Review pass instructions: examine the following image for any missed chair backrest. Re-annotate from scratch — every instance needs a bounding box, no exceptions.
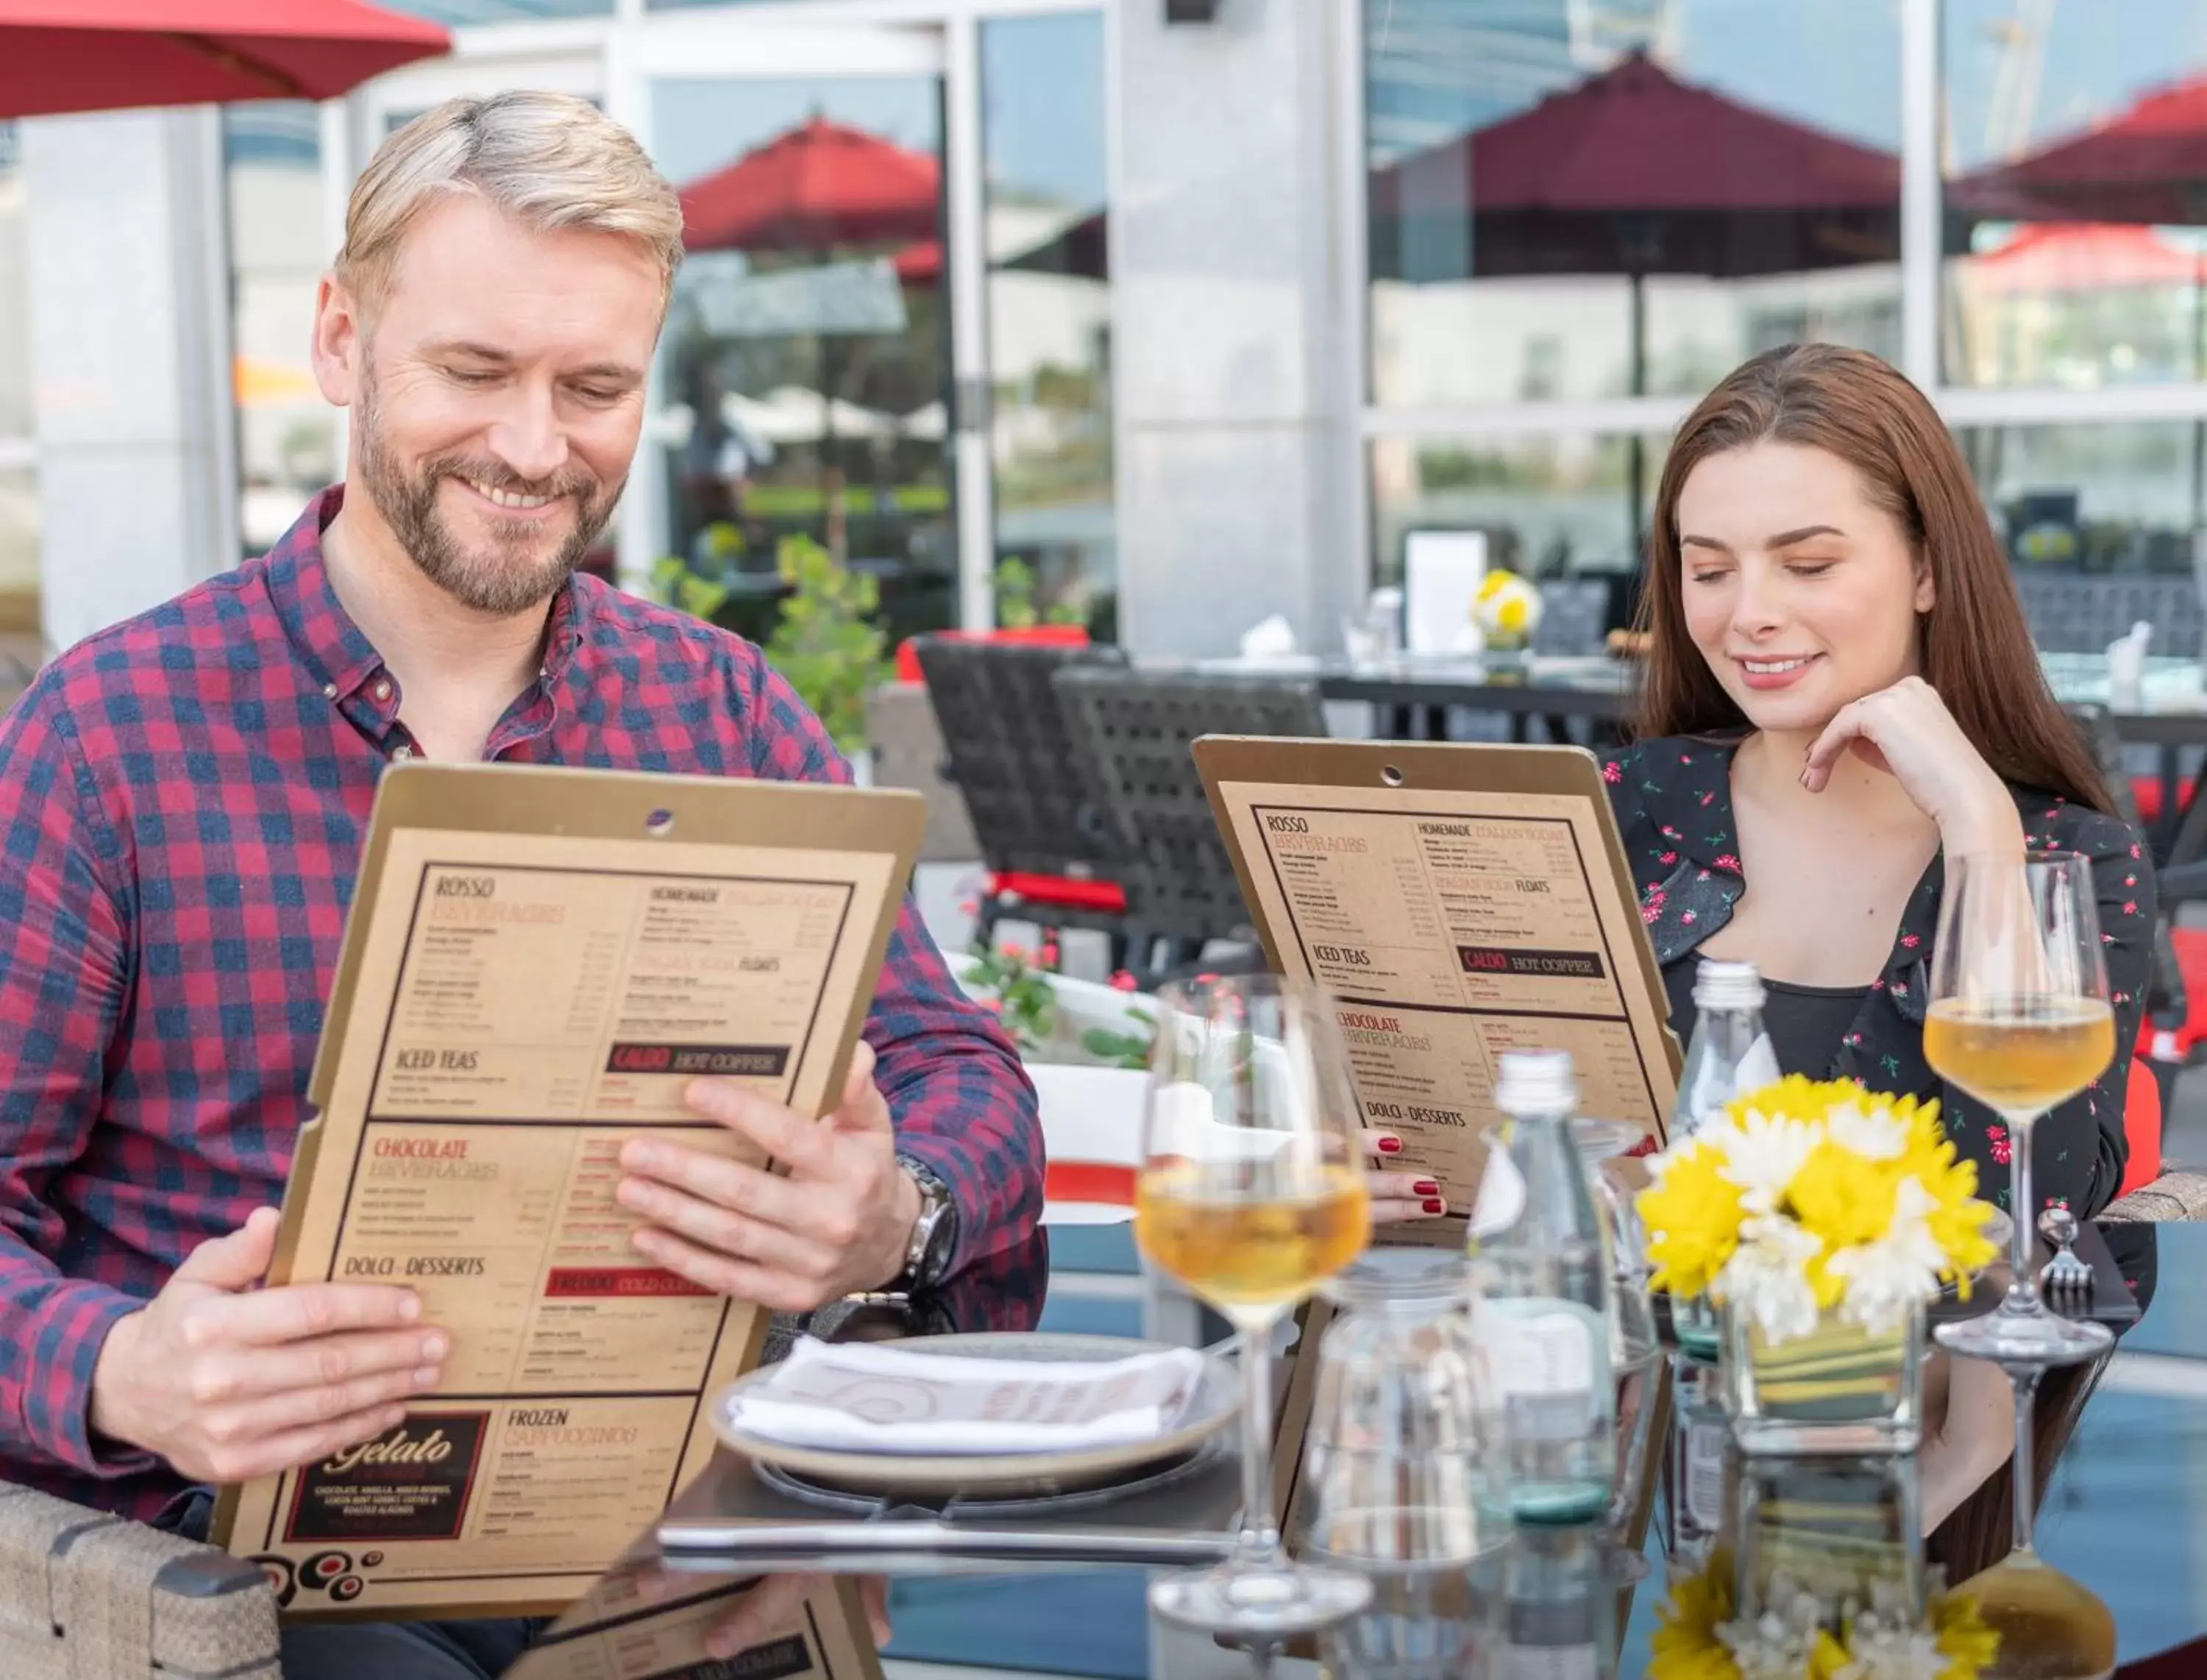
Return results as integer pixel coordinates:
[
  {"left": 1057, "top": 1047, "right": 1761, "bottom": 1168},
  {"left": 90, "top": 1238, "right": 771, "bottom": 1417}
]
[
  {"left": 1534, "top": 577, "right": 1611, "bottom": 655},
  {"left": 862, "top": 683, "right": 979, "bottom": 864},
  {"left": 1052, "top": 669, "right": 1329, "bottom": 945},
  {"left": 2013, "top": 574, "right": 2204, "bottom": 658},
  {"left": 913, "top": 636, "right": 1130, "bottom": 880}
]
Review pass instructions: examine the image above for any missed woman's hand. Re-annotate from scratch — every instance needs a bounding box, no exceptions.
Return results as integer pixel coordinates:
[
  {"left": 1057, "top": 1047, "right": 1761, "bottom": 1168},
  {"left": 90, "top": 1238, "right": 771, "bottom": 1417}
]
[
  {"left": 1362, "top": 1131, "right": 1448, "bottom": 1226},
  {"left": 1799, "top": 676, "right": 2023, "bottom": 855}
]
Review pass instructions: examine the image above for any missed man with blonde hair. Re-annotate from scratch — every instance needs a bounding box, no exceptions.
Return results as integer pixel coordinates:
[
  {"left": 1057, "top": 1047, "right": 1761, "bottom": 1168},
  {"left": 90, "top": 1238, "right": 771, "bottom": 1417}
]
[{"left": 0, "top": 92, "right": 1038, "bottom": 1676}]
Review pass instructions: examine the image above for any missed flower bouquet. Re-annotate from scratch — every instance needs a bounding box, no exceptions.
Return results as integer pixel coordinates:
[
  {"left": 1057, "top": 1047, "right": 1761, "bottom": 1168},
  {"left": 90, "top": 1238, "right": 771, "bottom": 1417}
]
[
  {"left": 1636, "top": 1077, "right": 2000, "bottom": 1453},
  {"left": 1472, "top": 569, "right": 1542, "bottom": 660},
  {"left": 1652, "top": 1551, "right": 1997, "bottom": 1680}
]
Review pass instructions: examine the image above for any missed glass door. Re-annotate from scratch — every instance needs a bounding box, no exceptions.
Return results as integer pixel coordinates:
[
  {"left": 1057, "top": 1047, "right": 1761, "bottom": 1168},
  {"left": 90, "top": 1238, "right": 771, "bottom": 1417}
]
[{"left": 623, "top": 18, "right": 987, "bottom": 646}]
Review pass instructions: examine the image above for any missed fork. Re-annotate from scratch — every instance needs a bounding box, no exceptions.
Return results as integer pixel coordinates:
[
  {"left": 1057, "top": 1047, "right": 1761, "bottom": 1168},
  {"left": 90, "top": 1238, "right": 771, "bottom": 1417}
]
[{"left": 2038, "top": 1206, "right": 2094, "bottom": 1304}]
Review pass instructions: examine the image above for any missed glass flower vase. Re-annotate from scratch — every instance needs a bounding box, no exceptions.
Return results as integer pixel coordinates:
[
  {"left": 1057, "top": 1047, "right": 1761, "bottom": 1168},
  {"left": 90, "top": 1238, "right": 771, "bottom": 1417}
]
[{"left": 1721, "top": 1299, "right": 1924, "bottom": 1456}]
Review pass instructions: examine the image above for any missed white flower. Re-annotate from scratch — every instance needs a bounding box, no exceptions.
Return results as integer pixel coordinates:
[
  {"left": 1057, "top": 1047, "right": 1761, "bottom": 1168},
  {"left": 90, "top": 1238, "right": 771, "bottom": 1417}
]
[
  {"left": 1716, "top": 1214, "right": 1824, "bottom": 1345},
  {"left": 1825, "top": 1097, "right": 1908, "bottom": 1161},
  {"left": 1718, "top": 1573, "right": 1829, "bottom": 1680},
  {"left": 1834, "top": 1623, "right": 1949, "bottom": 1680},
  {"left": 1824, "top": 1178, "right": 1947, "bottom": 1335},
  {"left": 1710, "top": 1109, "right": 1820, "bottom": 1215}
]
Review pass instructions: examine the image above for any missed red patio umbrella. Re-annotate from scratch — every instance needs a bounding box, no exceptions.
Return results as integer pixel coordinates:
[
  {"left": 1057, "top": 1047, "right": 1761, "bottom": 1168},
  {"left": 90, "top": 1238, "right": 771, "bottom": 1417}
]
[
  {"left": 0, "top": 0, "right": 449, "bottom": 119},
  {"left": 678, "top": 115, "right": 941, "bottom": 253},
  {"left": 1958, "top": 72, "right": 2207, "bottom": 227},
  {"left": 1968, "top": 222, "right": 2207, "bottom": 295}
]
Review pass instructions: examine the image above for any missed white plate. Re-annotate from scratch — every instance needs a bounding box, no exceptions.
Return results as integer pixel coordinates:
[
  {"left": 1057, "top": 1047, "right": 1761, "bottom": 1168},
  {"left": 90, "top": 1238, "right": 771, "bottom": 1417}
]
[{"left": 711, "top": 1332, "right": 1237, "bottom": 1498}]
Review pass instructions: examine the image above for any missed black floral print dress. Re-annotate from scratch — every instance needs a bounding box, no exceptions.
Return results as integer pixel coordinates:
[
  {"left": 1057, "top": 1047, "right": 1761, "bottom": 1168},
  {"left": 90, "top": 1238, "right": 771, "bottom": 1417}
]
[{"left": 1603, "top": 735, "right": 2158, "bottom": 1220}]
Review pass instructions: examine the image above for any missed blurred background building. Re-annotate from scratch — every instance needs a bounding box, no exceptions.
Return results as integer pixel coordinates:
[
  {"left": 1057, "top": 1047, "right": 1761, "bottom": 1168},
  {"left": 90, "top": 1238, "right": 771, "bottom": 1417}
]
[{"left": 4, "top": 0, "right": 2206, "bottom": 658}]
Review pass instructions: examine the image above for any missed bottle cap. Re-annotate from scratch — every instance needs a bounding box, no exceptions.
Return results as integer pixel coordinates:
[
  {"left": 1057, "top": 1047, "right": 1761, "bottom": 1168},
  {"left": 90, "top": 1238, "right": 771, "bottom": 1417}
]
[
  {"left": 1693, "top": 958, "right": 1765, "bottom": 1012},
  {"left": 1495, "top": 1049, "right": 1575, "bottom": 1116}
]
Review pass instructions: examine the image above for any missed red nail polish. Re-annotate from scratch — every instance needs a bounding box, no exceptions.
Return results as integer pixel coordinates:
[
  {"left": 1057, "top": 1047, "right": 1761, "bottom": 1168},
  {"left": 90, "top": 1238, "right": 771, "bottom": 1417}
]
[
  {"left": 1376, "top": 1136, "right": 1401, "bottom": 1154},
  {"left": 1413, "top": 1180, "right": 1440, "bottom": 1195},
  {"left": 1421, "top": 1197, "right": 1445, "bottom": 1215}
]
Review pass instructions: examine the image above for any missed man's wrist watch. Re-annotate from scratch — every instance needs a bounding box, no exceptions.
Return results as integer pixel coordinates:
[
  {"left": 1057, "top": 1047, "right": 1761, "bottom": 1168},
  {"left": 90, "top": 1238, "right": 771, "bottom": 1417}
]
[{"left": 894, "top": 1158, "right": 959, "bottom": 1292}]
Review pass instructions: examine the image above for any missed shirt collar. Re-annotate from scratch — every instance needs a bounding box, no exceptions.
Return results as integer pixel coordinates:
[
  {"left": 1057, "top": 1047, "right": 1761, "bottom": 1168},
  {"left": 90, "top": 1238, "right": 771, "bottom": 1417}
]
[
  {"left": 264, "top": 483, "right": 596, "bottom": 712},
  {"left": 266, "top": 486, "right": 385, "bottom": 704}
]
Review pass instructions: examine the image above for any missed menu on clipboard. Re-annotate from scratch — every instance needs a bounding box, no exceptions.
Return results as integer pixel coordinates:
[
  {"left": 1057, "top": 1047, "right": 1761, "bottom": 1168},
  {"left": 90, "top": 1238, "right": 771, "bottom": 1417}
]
[
  {"left": 213, "top": 763, "right": 922, "bottom": 1623},
  {"left": 1194, "top": 738, "right": 1682, "bottom": 1250}
]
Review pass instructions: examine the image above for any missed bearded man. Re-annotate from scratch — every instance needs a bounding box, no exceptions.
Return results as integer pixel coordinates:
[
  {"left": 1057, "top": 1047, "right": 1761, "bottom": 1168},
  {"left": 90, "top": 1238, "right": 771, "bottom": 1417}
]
[{"left": 0, "top": 91, "right": 1039, "bottom": 1679}]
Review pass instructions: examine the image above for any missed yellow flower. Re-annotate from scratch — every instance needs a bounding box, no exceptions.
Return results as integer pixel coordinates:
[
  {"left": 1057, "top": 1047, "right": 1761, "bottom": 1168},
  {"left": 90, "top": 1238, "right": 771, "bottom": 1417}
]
[
  {"left": 1894, "top": 1098, "right": 2000, "bottom": 1296},
  {"left": 1476, "top": 568, "right": 1518, "bottom": 602},
  {"left": 1931, "top": 1587, "right": 2000, "bottom": 1679},
  {"left": 1788, "top": 1138, "right": 1899, "bottom": 1251},
  {"left": 1807, "top": 1630, "right": 1851, "bottom": 1679},
  {"left": 1638, "top": 1139, "right": 1746, "bottom": 1300},
  {"left": 1649, "top": 1559, "right": 1739, "bottom": 1680}
]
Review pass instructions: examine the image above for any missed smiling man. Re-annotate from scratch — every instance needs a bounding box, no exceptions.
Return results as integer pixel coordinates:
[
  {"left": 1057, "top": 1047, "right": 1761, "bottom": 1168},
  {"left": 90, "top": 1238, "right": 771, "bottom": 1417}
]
[{"left": 0, "top": 93, "right": 1039, "bottom": 1678}]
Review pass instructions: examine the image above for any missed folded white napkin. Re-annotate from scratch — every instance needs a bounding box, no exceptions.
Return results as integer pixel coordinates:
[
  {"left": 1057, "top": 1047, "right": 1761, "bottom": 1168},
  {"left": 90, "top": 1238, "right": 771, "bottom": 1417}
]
[
  {"left": 1240, "top": 614, "right": 1298, "bottom": 658},
  {"left": 2108, "top": 619, "right": 2151, "bottom": 710},
  {"left": 725, "top": 1338, "right": 1210, "bottom": 1456}
]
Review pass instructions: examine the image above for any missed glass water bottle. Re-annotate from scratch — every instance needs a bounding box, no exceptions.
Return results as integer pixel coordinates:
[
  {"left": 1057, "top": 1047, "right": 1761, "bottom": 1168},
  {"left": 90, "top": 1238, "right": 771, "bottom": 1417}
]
[{"left": 1474, "top": 1049, "right": 1616, "bottom": 1526}]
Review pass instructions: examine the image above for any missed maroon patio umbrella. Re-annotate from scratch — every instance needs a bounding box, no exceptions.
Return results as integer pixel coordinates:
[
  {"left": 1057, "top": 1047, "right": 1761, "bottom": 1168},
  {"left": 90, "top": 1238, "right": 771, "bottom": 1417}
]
[
  {"left": 678, "top": 115, "right": 941, "bottom": 253},
  {"left": 1369, "top": 51, "right": 1900, "bottom": 544},
  {"left": 0, "top": 0, "right": 448, "bottom": 118},
  {"left": 1369, "top": 51, "right": 1899, "bottom": 288}
]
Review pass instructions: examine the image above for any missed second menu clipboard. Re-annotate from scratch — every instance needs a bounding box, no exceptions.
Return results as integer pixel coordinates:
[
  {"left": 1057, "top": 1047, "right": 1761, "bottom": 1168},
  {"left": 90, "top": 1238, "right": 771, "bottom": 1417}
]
[{"left": 1193, "top": 736, "right": 1683, "bottom": 1251}]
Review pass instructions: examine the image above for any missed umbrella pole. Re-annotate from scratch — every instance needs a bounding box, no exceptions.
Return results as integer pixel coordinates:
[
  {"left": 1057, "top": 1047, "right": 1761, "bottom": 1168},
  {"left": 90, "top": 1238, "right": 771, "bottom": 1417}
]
[{"left": 1627, "top": 271, "right": 1648, "bottom": 562}]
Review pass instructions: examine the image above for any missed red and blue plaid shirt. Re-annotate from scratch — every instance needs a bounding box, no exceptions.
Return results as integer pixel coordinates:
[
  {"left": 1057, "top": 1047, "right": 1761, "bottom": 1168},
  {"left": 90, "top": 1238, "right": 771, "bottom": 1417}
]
[{"left": 0, "top": 488, "right": 1042, "bottom": 1521}]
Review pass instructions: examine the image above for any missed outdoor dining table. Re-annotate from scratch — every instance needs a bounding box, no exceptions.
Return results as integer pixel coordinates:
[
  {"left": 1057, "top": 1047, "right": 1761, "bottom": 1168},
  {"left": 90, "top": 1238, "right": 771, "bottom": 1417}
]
[{"left": 503, "top": 1219, "right": 2201, "bottom": 1679}]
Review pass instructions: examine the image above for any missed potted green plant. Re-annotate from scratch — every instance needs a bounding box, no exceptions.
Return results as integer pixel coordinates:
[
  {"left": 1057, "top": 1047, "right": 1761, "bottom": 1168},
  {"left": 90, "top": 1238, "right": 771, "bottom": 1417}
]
[{"left": 761, "top": 534, "right": 894, "bottom": 755}]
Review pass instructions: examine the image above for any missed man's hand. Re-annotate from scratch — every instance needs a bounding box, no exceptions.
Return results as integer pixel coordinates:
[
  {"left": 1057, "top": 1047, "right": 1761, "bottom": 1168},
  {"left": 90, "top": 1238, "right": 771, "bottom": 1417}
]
[
  {"left": 615, "top": 1042, "right": 921, "bottom": 1311},
  {"left": 88, "top": 1208, "right": 447, "bottom": 1484}
]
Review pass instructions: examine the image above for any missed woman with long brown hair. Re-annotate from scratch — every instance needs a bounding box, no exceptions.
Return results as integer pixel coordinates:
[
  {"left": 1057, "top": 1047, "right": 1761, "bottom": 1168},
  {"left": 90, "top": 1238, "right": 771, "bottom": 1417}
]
[
  {"left": 1610, "top": 343, "right": 2158, "bottom": 1533},
  {"left": 1615, "top": 341, "right": 2152, "bottom": 1219}
]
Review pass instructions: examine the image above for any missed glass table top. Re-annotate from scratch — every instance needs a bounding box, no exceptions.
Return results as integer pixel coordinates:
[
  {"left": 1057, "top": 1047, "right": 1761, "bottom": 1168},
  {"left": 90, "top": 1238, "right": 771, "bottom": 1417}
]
[{"left": 503, "top": 1220, "right": 2197, "bottom": 1679}]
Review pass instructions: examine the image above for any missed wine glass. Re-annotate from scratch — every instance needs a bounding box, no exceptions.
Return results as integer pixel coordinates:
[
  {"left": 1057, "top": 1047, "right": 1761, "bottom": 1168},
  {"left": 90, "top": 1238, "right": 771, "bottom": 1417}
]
[
  {"left": 1134, "top": 974, "right": 1376, "bottom": 1637},
  {"left": 1925, "top": 853, "right": 2119, "bottom": 1671},
  {"left": 1925, "top": 852, "right": 2115, "bottom": 1368}
]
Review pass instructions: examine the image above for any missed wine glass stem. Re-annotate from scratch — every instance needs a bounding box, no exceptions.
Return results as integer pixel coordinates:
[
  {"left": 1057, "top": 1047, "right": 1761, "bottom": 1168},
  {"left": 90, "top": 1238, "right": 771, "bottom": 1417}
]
[
  {"left": 2011, "top": 1363, "right": 2044, "bottom": 1559},
  {"left": 1231, "top": 1309, "right": 1286, "bottom": 1565},
  {"left": 2004, "top": 1109, "right": 2042, "bottom": 1315}
]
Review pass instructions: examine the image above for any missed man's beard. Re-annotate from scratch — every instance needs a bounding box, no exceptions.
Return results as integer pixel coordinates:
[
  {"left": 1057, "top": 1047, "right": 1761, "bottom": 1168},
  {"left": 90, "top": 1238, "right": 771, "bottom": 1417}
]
[{"left": 353, "top": 369, "right": 622, "bottom": 616}]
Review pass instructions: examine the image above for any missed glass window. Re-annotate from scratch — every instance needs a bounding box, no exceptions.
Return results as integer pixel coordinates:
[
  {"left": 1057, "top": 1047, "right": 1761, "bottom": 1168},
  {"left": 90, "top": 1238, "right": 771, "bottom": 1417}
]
[
  {"left": 224, "top": 104, "right": 341, "bottom": 559},
  {"left": 647, "top": 73, "right": 956, "bottom": 647},
  {"left": 1956, "top": 421, "right": 2201, "bottom": 574},
  {"left": 1370, "top": 431, "right": 1668, "bottom": 597},
  {"left": 0, "top": 124, "right": 28, "bottom": 438},
  {"left": 1366, "top": 0, "right": 1901, "bottom": 407},
  {"left": 1943, "top": 0, "right": 2207, "bottom": 389},
  {"left": 981, "top": 13, "right": 1114, "bottom": 638}
]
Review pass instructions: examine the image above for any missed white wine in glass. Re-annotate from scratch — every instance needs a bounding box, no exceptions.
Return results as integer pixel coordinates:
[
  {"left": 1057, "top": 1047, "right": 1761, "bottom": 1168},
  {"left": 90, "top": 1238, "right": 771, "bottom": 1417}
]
[
  {"left": 1925, "top": 853, "right": 2115, "bottom": 1370},
  {"left": 1133, "top": 975, "right": 1375, "bottom": 1638},
  {"left": 1926, "top": 853, "right": 2118, "bottom": 1676}
]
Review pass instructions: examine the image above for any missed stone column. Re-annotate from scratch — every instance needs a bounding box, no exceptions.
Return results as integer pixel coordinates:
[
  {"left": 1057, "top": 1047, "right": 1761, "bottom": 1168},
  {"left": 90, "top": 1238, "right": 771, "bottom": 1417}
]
[
  {"left": 1108, "top": 0, "right": 1357, "bottom": 658},
  {"left": 24, "top": 107, "right": 238, "bottom": 653}
]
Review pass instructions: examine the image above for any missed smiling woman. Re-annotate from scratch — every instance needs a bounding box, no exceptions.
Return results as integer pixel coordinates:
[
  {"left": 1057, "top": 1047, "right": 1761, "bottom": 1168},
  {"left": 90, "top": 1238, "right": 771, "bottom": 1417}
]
[{"left": 1609, "top": 344, "right": 2150, "bottom": 1223}]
